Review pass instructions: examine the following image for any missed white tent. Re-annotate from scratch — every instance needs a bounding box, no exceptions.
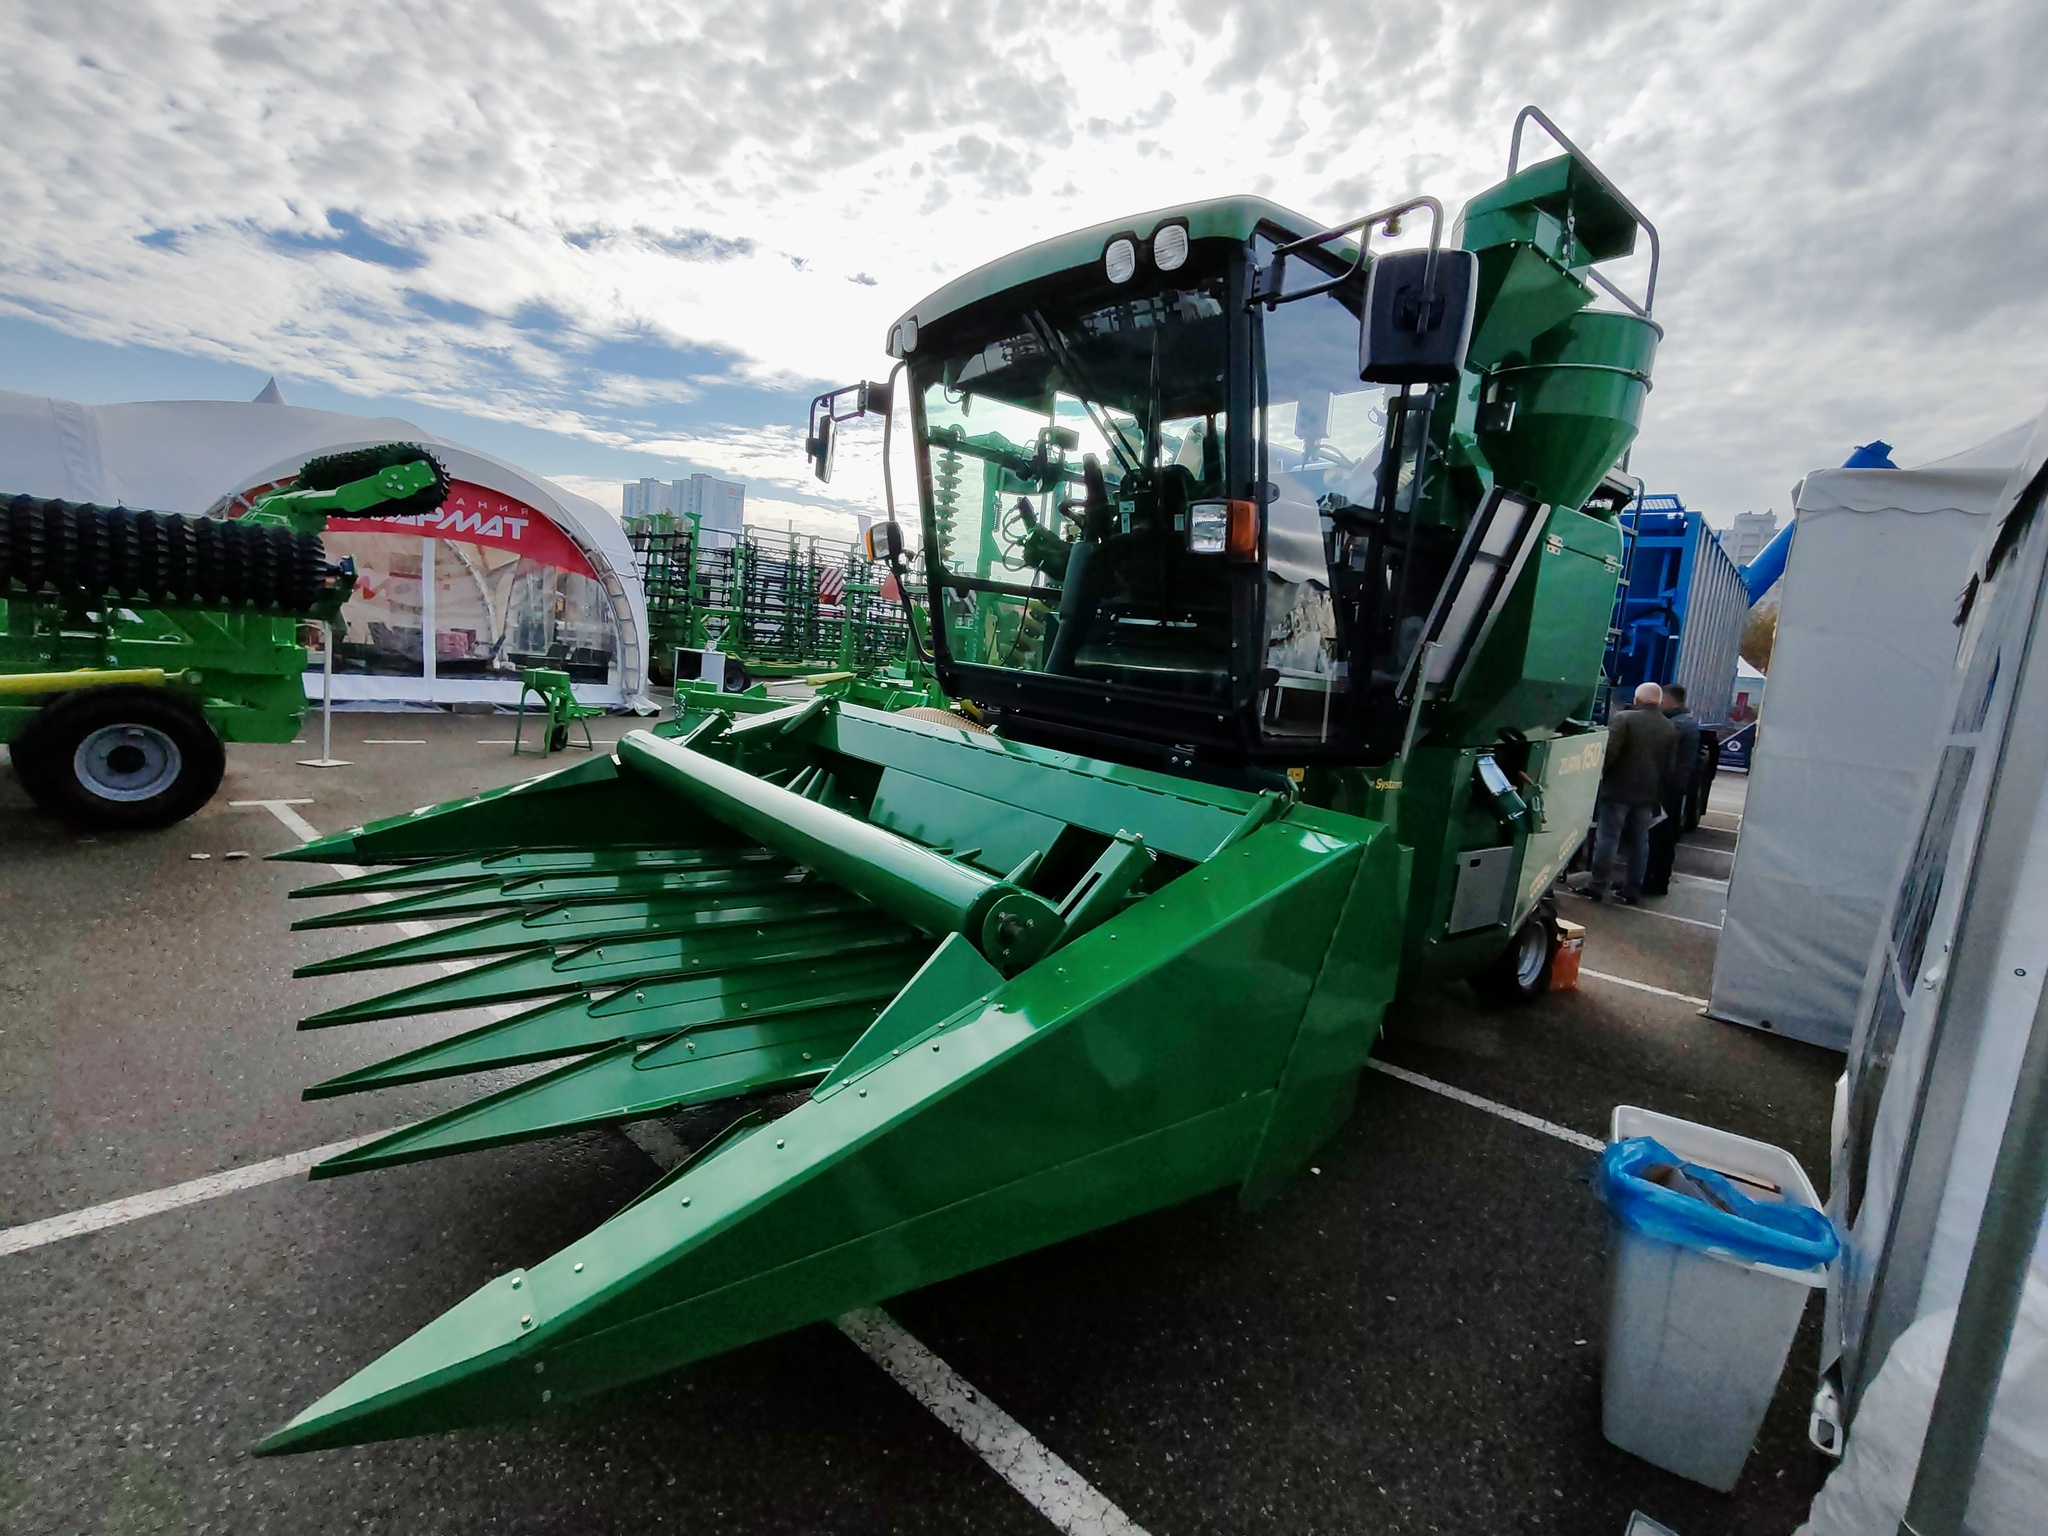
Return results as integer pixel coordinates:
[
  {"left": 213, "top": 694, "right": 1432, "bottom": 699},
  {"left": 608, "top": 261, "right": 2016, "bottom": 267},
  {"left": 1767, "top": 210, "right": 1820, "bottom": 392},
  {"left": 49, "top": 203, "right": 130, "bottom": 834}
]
[
  {"left": 0, "top": 385, "right": 651, "bottom": 709},
  {"left": 1709, "top": 428, "right": 2030, "bottom": 1050},
  {"left": 1799, "top": 406, "right": 2048, "bottom": 1533}
]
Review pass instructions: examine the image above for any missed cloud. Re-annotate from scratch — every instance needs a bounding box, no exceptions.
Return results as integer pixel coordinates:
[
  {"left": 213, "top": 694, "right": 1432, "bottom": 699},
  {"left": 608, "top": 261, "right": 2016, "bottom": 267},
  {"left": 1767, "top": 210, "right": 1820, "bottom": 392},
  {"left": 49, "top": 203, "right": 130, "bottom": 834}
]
[{"left": 1, "top": 0, "right": 2044, "bottom": 526}]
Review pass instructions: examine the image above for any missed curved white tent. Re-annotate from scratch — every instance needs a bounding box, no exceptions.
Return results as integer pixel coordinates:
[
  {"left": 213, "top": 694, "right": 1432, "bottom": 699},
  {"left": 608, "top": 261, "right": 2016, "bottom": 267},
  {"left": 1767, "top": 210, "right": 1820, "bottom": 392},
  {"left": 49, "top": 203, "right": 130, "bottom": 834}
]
[{"left": 0, "top": 385, "right": 650, "bottom": 708}]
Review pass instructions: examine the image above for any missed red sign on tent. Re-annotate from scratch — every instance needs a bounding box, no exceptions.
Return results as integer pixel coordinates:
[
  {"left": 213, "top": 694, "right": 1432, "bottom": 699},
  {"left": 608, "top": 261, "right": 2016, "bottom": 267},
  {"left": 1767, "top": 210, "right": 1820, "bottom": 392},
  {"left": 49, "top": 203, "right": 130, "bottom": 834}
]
[{"left": 325, "top": 480, "right": 595, "bottom": 577}]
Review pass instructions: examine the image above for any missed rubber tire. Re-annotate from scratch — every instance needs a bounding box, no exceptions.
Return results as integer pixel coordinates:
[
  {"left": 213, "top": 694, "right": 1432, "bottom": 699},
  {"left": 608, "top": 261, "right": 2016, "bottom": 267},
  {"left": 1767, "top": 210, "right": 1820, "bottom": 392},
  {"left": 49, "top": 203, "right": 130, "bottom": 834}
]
[
  {"left": 1470, "top": 906, "right": 1556, "bottom": 1008},
  {"left": 12, "top": 688, "right": 225, "bottom": 830}
]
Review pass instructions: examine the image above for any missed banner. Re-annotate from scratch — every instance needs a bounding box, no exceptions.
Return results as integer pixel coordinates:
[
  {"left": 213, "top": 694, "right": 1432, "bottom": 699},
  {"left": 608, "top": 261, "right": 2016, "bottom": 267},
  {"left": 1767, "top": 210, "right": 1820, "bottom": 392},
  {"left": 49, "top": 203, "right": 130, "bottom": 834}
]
[{"left": 325, "top": 479, "right": 595, "bottom": 577}]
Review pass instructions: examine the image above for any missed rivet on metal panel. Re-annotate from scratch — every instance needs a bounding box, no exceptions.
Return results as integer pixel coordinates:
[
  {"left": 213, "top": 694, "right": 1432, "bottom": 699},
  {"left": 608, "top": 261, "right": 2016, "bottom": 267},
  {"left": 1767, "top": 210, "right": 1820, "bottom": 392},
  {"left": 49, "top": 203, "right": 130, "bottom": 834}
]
[
  {"left": 510, "top": 1276, "right": 522, "bottom": 1289},
  {"left": 858, "top": 1089, "right": 867, "bottom": 1097},
  {"left": 802, "top": 1052, "right": 812, "bottom": 1061},
  {"left": 520, "top": 1315, "right": 532, "bottom": 1328},
  {"left": 573, "top": 1262, "right": 584, "bottom": 1273},
  {"left": 775, "top": 1139, "right": 785, "bottom": 1149},
  {"left": 635, "top": 991, "right": 645, "bottom": 1001}
]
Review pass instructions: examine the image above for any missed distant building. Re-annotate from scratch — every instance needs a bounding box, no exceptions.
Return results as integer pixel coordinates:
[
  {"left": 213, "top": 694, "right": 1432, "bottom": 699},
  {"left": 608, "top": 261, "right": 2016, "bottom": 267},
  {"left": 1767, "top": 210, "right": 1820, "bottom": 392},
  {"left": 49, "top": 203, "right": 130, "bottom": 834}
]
[
  {"left": 1718, "top": 510, "right": 1778, "bottom": 567},
  {"left": 622, "top": 474, "right": 746, "bottom": 537}
]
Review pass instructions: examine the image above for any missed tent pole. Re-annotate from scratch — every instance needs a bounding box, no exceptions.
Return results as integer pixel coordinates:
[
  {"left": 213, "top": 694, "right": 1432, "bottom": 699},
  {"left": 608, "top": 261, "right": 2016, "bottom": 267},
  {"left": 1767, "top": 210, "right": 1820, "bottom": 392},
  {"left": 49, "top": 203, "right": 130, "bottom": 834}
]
[{"left": 1896, "top": 963, "right": 2048, "bottom": 1534}]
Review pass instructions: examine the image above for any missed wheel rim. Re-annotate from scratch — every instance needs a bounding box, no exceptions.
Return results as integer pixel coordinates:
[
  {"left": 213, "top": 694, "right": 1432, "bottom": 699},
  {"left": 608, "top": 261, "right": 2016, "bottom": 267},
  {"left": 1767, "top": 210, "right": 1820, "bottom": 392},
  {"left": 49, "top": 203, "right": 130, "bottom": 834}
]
[
  {"left": 73, "top": 723, "right": 183, "bottom": 802},
  {"left": 1514, "top": 922, "right": 1549, "bottom": 990}
]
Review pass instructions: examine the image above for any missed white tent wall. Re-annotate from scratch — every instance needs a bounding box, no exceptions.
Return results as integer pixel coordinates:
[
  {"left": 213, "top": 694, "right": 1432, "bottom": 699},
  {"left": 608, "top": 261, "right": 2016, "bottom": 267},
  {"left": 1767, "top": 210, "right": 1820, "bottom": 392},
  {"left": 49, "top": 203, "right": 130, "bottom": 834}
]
[
  {"left": 0, "top": 387, "right": 652, "bottom": 709},
  {"left": 1799, "top": 410, "right": 2048, "bottom": 1534},
  {"left": 1709, "top": 456, "right": 2015, "bottom": 1051}
]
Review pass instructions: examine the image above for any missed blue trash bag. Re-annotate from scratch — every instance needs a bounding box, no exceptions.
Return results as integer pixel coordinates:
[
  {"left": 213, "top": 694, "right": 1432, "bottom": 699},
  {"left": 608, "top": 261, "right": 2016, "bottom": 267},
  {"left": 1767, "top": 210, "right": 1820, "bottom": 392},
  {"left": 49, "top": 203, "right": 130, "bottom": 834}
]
[{"left": 1595, "top": 1136, "right": 1840, "bottom": 1270}]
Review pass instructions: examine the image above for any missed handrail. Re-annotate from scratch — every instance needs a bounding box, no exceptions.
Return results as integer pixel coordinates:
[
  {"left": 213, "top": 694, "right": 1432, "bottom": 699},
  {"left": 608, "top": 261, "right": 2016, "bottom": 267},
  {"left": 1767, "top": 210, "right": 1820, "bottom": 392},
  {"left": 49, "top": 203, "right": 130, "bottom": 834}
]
[
  {"left": 1507, "top": 105, "right": 1661, "bottom": 317},
  {"left": 1250, "top": 195, "right": 1447, "bottom": 310}
]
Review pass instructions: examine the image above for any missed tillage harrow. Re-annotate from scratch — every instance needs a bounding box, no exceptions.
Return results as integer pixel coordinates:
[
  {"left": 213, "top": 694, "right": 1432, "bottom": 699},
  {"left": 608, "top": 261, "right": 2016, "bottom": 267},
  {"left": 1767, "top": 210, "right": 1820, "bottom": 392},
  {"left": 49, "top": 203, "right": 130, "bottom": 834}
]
[{"left": 262, "top": 107, "right": 1661, "bottom": 1451}]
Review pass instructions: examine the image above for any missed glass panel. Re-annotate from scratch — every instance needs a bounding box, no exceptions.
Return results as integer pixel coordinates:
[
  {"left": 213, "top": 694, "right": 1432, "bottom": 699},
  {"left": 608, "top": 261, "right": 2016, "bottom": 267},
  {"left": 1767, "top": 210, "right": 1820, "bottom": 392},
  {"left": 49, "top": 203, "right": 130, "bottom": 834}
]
[
  {"left": 435, "top": 540, "right": 620, "bottom": 686},
  {"left": 1257, "top": 281, "right": 1397, "bottom": 733},
  {"left": 319, "top": 532, "right": 424, "bottom": 677},
  {"left": 914, "top": 261, "right": 1234, "bottom": 695}
]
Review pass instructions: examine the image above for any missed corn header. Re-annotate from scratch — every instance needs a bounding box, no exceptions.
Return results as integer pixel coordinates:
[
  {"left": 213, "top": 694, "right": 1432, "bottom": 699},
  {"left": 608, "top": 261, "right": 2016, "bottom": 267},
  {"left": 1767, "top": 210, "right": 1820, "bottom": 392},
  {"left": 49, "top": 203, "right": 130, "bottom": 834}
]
[
  {"left": 261, "top": 107, "right": 1659, "bottom": 1452},
  {"left": 2, "top": 444, "right": 445, "bottom": 827}
]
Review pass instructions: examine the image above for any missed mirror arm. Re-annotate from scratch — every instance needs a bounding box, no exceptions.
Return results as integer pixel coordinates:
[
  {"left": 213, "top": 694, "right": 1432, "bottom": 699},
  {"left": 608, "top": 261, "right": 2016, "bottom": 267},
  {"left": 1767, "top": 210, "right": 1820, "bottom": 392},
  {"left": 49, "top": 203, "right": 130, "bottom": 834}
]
[
  {"left": 873, "top": 360, "right": 934, "bottom": 666},
  {"left": 1248, "top": 195, "right": 1445, "bottom": 311}
]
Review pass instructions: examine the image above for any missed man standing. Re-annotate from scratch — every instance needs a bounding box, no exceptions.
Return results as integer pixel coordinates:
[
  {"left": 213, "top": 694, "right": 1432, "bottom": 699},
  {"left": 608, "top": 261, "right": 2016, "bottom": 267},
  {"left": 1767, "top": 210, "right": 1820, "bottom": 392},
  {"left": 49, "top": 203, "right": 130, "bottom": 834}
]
[
  {"left": 1590, "top": 681, "right": 1679, "bottom": 904},
  {"left": 1641, "top": 684, "right": 1702, "bottom": 897}
]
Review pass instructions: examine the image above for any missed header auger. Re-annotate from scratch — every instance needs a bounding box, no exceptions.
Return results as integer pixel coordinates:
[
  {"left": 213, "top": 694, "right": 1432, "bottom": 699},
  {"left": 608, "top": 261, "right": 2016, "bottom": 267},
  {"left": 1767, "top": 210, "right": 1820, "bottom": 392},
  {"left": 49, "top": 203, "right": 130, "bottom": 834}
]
[{"left": 261, "top": 108, "right": 1660, "bottom": 1452}]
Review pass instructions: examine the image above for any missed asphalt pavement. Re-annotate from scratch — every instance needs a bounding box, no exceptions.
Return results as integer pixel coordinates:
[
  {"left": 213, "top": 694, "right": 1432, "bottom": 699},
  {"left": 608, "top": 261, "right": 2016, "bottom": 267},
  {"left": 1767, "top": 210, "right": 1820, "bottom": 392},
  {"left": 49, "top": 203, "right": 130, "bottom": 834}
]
[{"left": 0, "top": 716, "right": 1842, "bottom": 1534}]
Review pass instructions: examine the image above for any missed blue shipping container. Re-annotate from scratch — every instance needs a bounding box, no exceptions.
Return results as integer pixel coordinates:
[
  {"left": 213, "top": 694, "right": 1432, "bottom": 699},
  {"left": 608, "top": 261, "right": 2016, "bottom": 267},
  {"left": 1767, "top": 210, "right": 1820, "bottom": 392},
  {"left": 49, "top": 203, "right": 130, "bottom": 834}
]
[{"left": 1602, "top": 495, "right": 1749, "bottom": 728}]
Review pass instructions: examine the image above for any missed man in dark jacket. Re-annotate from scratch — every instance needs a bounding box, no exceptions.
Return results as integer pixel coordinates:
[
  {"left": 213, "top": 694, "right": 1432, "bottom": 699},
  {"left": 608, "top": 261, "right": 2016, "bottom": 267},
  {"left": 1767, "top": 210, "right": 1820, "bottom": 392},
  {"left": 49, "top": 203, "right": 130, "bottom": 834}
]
[
  {"left": 1590, "top": 681, "right": 1679, "bottom": 903},
  {"left": 1642, "top": 684, "right": 1702, "bottom": 897}
]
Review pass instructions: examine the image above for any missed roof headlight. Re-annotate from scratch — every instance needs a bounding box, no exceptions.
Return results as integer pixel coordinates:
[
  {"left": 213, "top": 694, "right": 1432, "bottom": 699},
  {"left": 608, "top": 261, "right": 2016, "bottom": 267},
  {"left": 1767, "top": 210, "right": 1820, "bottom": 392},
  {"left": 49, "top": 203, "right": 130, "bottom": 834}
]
[
  {"left": 1104, "top": 236, "right": 1137, "bottom": 284},
  {"left": 1152, "top": 224, "right": 1189, "bottom": 272}
]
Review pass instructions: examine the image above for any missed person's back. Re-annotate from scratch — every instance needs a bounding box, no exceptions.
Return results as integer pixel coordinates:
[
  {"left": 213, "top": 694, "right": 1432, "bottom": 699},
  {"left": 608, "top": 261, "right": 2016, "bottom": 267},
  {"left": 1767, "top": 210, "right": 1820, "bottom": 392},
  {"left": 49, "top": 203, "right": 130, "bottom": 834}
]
[
  {"left": 1591, "top": 683, "right": 1680, "bottom": 902},
  {"left": 1604, "top": 702, "right": 1679, "bottom": 806}
]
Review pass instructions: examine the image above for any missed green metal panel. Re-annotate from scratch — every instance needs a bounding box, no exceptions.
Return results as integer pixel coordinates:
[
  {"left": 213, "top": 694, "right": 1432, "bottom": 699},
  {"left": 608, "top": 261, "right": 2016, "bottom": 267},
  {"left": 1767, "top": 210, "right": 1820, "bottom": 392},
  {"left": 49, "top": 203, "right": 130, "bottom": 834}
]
[
  {"left": 260, "top": 814, "right": 1383, "bottom": 1452},
  {"left": 1430, "top": 505, "right": 1624, "bottom": 746}
]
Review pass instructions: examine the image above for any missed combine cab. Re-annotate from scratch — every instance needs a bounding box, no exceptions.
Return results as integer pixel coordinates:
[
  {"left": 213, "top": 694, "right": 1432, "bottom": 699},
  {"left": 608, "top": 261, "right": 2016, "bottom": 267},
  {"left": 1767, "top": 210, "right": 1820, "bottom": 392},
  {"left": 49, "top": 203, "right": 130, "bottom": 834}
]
[{"left": 260, "top": 107, "right": 1660, "bottom": 1452}]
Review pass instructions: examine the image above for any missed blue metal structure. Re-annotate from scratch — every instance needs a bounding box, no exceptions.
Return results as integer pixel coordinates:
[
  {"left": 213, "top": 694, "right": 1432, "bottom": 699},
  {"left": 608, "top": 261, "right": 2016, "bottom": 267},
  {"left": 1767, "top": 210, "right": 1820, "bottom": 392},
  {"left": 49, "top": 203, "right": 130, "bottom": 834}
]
[{"left": 1601, "top": 494, "right": 1749, "bottom": 726}]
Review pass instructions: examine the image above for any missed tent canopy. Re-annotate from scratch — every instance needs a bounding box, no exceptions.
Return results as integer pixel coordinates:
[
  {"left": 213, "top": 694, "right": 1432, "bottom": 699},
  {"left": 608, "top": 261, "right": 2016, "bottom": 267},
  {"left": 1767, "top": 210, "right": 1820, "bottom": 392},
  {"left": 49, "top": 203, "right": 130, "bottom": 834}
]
[
  {"left": 0, "top": 388, "right": 650, "bottom": 705},
  {"left": 1709, "top": 427, "right": 2026, "bottom": 1050}
]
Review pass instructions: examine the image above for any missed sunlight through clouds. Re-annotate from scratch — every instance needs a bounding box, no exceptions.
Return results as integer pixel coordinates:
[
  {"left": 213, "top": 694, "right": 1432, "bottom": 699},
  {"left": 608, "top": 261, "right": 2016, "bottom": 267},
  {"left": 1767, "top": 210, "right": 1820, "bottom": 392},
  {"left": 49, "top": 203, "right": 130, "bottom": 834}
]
[{"left": 2, "top": 0, "right": 2043, "bottom": 522}]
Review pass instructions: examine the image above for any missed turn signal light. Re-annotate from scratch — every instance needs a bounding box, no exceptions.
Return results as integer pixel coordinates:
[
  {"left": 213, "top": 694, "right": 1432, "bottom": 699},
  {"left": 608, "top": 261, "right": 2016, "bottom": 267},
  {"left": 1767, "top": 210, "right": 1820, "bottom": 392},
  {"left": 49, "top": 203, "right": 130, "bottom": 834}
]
[{"left": 1190, "top": 500, "right": 1259, "bottom": 560}]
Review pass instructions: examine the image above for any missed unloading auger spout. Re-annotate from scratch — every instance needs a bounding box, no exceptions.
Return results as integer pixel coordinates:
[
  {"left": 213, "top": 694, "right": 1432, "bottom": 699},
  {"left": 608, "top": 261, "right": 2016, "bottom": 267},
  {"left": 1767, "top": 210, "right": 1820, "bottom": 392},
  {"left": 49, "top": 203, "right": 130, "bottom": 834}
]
[{"left": 262, "top": 105, "right": 1661, "bottom": 1451}]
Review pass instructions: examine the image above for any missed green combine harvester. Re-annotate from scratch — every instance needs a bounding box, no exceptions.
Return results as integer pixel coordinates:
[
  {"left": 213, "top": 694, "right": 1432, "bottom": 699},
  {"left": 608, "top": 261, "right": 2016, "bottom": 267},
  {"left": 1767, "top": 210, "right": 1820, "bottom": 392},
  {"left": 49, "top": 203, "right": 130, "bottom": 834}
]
[
  {"left": 260, "top": 107, "right": 1658, "bottom": 1452},
  {"left": 1, "top": 445, "right": 447, "bottom": 827}
]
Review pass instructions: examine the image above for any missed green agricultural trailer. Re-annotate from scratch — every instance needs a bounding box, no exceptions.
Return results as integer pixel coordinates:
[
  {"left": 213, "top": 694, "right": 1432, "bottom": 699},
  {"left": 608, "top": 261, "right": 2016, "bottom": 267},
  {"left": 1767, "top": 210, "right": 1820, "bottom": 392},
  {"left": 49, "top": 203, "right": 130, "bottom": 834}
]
[
  {"left": 1, "top": 445, "right": 444, "bottom": 827},
  {"left": 625, "top": 514, "right": 913, "bottom": 683},
  {"left": 260, "top": 107, "right": 1658, "bottom": 1452}
]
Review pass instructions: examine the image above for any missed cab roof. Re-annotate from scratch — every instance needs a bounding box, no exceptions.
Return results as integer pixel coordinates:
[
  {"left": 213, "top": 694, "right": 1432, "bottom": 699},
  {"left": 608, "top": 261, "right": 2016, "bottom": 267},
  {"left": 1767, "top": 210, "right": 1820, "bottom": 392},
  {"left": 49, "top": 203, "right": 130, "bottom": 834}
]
[{"left": 889, "top": 195, "right": 1334, "bottom": 348}]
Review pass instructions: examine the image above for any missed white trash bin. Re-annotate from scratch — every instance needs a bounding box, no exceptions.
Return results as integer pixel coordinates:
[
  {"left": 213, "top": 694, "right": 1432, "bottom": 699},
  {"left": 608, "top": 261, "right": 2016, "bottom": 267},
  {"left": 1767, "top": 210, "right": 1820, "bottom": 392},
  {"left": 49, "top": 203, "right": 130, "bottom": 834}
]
[{"left": 1601, "top": 1105, "right": 1832, "bottom": 1491}]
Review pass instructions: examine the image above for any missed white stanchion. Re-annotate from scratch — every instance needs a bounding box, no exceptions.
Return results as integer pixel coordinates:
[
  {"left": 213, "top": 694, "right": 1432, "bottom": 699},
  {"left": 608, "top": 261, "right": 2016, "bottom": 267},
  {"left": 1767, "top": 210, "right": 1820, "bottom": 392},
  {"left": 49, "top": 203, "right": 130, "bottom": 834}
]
[{"left": 297, "top": 622, "right": 350, "bottom": 768}]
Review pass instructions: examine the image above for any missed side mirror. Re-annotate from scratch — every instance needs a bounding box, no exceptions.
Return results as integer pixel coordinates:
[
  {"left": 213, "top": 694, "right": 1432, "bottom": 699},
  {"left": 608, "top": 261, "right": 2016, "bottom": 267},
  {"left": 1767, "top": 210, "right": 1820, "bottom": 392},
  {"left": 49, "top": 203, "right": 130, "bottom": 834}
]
[
  {"left": 862, "top": 520, "right": 904, "bottom": 563},
  {"left": 805, "top": 413, "right": 834, "bottom": 482},
  {"left": 1360, "top": 248, "right": 1479, "bottom": 386},
  {"left": 805, "top": 379, "right": 895, "bottom": 483}
]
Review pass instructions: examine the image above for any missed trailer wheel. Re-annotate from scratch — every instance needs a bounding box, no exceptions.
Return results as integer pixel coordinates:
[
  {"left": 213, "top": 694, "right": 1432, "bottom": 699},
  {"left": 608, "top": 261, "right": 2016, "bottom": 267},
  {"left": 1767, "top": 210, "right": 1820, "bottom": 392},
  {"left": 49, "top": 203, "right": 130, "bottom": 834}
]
[
  {"left": 1471, "top": 906, "right": 1556, "bottom": 1007},
  {"left": 12, "top": 688, "right": 225, "bottom": 829}
]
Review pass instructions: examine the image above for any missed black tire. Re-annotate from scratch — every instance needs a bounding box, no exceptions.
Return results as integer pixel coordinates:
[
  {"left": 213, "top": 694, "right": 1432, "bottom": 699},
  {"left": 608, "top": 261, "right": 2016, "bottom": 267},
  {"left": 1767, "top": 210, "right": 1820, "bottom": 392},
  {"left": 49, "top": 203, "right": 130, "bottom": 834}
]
[
  {"left": 1471, "top": 905, "right": 1557, "bottom": 1007},
  {"left": 11, "top": 688, "right": 225, "bottom": 829}
]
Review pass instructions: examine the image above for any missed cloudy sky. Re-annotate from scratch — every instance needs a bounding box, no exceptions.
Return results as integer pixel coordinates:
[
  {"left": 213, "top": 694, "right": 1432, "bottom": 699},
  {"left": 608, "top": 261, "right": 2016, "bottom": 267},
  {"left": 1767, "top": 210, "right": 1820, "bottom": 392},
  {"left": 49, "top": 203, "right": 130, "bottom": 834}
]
[{"left": 2, "top": 0, "right": 2042, "bottom": 536}]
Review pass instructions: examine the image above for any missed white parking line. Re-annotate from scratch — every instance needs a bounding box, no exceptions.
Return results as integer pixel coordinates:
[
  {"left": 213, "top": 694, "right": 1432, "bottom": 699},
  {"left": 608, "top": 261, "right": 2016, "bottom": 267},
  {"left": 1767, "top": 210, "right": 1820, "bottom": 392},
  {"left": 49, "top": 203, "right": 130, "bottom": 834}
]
[
  {"left": 1561, "top": 891, "right": 1722, "bottom": 930},
  {"left": 621, "top": 1121, "right": 1147, "bottom": 1534},
  {"left": 840, "top": 1308, "right": 1148, "bottom": 1536},
  {"left": 0, "top": 1129, "right": 405, "bottom": 1257},
  {"left": 1366, "top": 1059, "right": 1604, "bottom": 1153},
  {"left": 361, "top": 739, "right": 427, "bottom": 745},
  {"left": 1581, "top": 969, "right": 1710, "bottom": 1008}
]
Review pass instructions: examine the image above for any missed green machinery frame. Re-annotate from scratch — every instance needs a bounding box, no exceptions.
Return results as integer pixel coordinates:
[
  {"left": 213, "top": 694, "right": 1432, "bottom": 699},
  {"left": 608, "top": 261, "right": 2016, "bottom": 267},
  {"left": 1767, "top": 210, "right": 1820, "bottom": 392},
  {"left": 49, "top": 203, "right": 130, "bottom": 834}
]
[
  {"left": 256, "top": 108, "right": 1659, "bottom": 1452},
  {"left": 625, "top": 514, "right": 912, "bottom": 681},
  {"left": 2, "top": 449, "right": 442, "bottom": 814}
]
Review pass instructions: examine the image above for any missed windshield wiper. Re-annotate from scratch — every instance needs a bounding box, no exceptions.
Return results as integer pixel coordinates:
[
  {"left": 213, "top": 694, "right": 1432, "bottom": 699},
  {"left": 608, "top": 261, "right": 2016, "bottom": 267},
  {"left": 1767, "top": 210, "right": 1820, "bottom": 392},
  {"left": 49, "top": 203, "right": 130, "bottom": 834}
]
[{"left": 1026, "top": 311, "right": 1141, "bottom": 478}]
